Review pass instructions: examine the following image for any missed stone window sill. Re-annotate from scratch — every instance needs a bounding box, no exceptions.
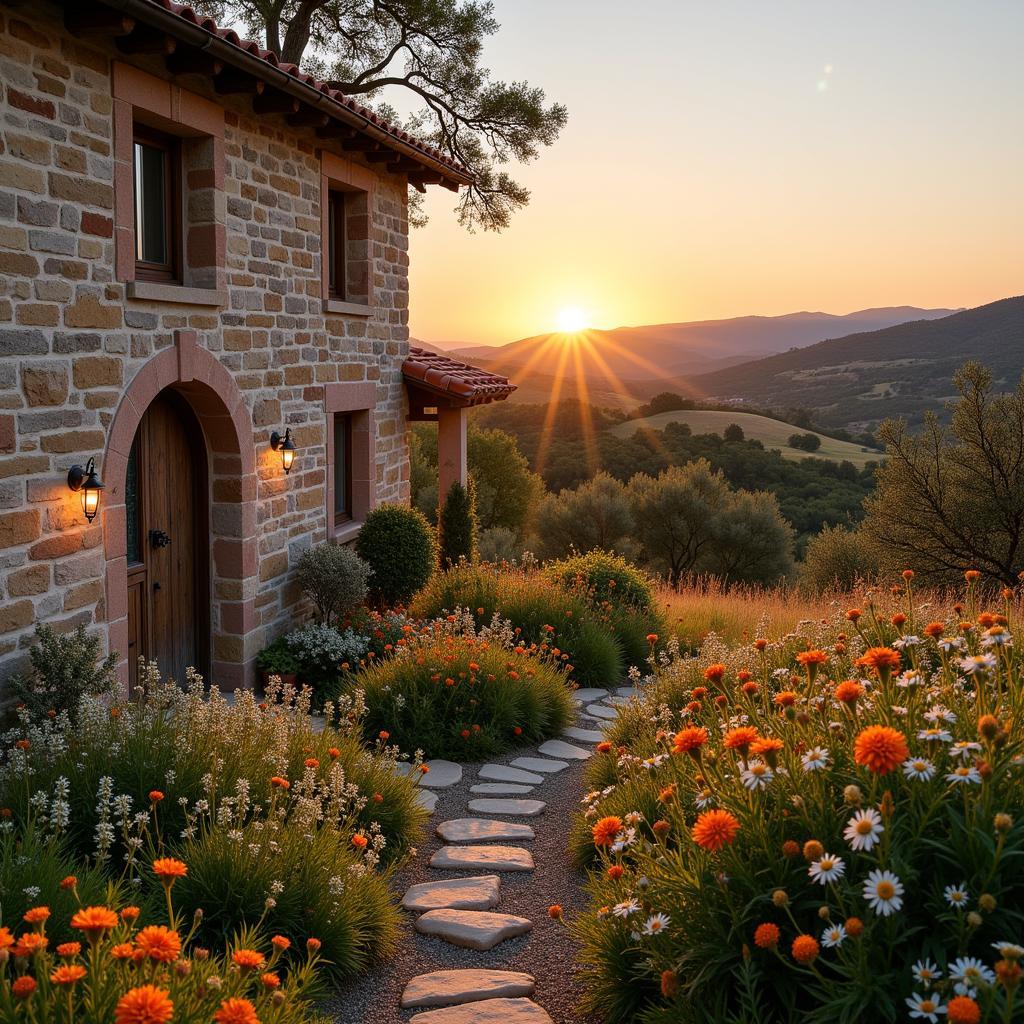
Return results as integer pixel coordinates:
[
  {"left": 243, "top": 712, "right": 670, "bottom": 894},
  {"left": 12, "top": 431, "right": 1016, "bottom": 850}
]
[
  {"left": 324, "top": 299, "right": 374, "bottom": 318},
  {"left": 332, "top": 520, "right": 364, "bottom": 544},
  {"left": 127, "top": 281, "right": 228, "bottom": 307}
]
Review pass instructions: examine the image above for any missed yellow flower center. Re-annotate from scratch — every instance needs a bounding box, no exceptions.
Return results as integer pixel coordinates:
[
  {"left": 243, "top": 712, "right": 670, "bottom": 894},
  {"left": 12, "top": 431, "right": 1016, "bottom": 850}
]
[
  {"left": 921, "top": 1000, "right": 936, "bottom": 1013},
  {"left": 856, "top": 820, "right": 873, "bottom": 835},
  {"left": 877, "top": 881, "right": 895, "bottom": 900}
]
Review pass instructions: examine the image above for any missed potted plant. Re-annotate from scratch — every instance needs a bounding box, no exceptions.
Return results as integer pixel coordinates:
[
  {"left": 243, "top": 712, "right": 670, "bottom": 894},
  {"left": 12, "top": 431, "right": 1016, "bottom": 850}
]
[{"left": 255, "top": 637, "right": 301, "bottom": 687}]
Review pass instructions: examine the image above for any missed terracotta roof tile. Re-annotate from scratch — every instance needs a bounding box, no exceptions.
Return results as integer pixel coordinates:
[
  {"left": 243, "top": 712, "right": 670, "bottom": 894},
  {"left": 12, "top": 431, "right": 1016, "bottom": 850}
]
[{"left": 403, "top": 347, "right": 516, "bottom": 406}]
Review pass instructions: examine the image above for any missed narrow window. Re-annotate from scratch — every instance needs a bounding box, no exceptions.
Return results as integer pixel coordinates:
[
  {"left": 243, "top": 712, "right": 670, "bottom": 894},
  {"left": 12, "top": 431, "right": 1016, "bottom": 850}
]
[
  {"left": 126, "top": 438, "right": 141, "bottom": 564},
  {"left": 133, "top": 127, "right": 180, "bottom": 281},
  {"left": 333, "top": 413, "right": 353, "bottom": 523},
  {"left": 327, "top": 189, "right": 347, "bottom": 299}
]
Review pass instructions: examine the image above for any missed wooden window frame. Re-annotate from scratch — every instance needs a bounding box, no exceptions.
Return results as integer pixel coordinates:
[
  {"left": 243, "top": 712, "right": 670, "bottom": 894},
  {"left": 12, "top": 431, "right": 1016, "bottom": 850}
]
[
  {"left": 327, "top": 189, "right": 348, "bottom": 300},
  {"left": 324, "top": 382, "right": 376, "bottom": 543},
  {"left": 333, "top": 411, "right": 354, "bottom": 526},
  {"left": 132, "top": 125, "right": 182, "bottom": 284}
]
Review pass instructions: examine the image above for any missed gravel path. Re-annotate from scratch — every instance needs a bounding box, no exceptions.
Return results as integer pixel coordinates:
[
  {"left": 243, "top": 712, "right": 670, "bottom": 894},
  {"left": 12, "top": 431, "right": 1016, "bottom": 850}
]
[{"left": 324, "top": 715, "right": 603, "bottom": 1024}]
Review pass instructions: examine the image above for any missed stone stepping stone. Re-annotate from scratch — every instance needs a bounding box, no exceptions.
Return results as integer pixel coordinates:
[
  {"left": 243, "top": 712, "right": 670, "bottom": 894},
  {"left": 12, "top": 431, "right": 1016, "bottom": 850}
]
[
  {"left": 478, "top": 765, "right": 544, "bottom": 785},
  {"left": 467, "top": 798, "right": 545, "bottom": 817},
  {"left": 415, "top": 909, "right": 533, "bottom": 950},
  {"left": 402, "top": 969, "right": 535, "bottom": 1009},
  {"left": 402, "top": 875, "right": 500, "bottom": 913},
  {"left": 415, "top": 790, "right": 439, "bottom": 813},
  {"left": 603, "top": 695, "right": 630, "bottom": 706},
  {"left": 584, "top": 703, "right": 618, "bottom": 720},
  {"left": 437, "top": 818, "right": 535, "bottom": 844},
  {"left": 538, "top": 738, "right": 592, "bottom": 760},
  {"left": 616, "top": 686, "right": 640, "bottom": 698},
  {"left": 430, "top": 844, "right": 535, "bottom": 872},
  {"left": 571, "top": 687, "right": 610, "bottom": 703},
  {"left": 510, "top": 756, "right": 569, "bottom": 774},
  {"left": 393, "top": 760, "right": 462, "bottom": 788},
  {"left": 470, "top": 783, "right": 535, "bottom": 795},
  {"left": 562, "top": 726, "right": 604, "bottom": 743},
  {"left": 410, "top": 998, "right": 554, "bottom": 1023}
]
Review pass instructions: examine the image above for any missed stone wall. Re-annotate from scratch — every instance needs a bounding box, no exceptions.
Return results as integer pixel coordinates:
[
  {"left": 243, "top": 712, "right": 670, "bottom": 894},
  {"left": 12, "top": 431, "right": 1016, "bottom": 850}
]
[{"left": 0, "top": 1, "right": 413, "bottom": 687}]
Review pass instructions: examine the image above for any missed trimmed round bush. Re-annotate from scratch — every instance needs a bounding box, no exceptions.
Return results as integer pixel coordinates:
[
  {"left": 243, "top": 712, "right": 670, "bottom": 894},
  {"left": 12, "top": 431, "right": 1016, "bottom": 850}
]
[
  {"left": 544, "top": 549, "right": 655, "bottom": 611},
  {"left": 295, "top": 541, "right": 370, "bottom": 625},
  {"left": 410, "top": 564, "right": 624, "bottom": 687},
  {"left": 351, "top": 619, "right": 574, "bottom": 760},
  {"left": 356, "top": 503, "right": 437, "bottom": 605}
]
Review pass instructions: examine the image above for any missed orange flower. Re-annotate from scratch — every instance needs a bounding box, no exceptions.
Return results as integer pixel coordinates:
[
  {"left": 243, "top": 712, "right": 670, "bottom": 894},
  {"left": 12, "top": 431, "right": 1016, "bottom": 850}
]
[
  {"left": 548, "top": 904, "right": 563, "bottom": 919},
  {"left": 607, "top": 865, "right": 624, "bottom": 880},
  {"left": 596, "top": 741, "right": 613, "bottom": 753},
  {"left": 306, "top": 937, "right": 322, "bottom": 952},
  {"left": 23, "top": 906, "right": 50, "bottom": 925},
  {"left": 11, "top": 976, "right": 37, "bottom": 999},
  {"left": 692, "top": 809, "right": 740, "bottom": 851},
  {"left": 750, "top": 737, "right": 784, "bottom": 767},
  {"left": 121, "top": 906, "right": 140, "bottom": 923},
  {"left": 214, "top": 998, "right": 260, "bottom": 1024},
  {"left": 646, "top": 633, "right": 659, "bottom": 644},
  {"left": 791, "top": 934, "right": 819, "bottom": 964},
  {"left": 774, "top": 690, "right": 798, "bottom": 708},
  {"left": 660, "top": 969, "right": 679, "bottom": 998},
  {"left": 834, "top": 680, "right": 864, "bottom": 704},
  {"left": 2, "top": 925, "right": 20, "bottom": 952},
  {"left": 231, "top": 949, "right": 266, "bottom": 971},
  {"left": 261, "top": 972, "right": 281, "bottom": 989},
  {"left": 723, "top": 726, "right": 759, "bottom": 756},
  {"left": 56, "top": 941, "right": 81, "bottom": 957},
  {"left": 304, "top": 758, "right": 319, "bottom": 768},
  {"left": 855, "top": 647, "right": 901, "bottom": 679},
  {"left": 797, "top": 649, "right": 827, "bottom": 667},
  {"left": 271, "top": 935, "right": 291, "bottom": 951},
  {"left": 704, "top": 663, "right": 726, "bottom": 684},
  {"left": 754, "top": 922, "right": 780, "bottom": 949},
  {"left": 781, "top": 840, "right": 800, "bottom": 858},
  {"left": 51, "top": 964, "right": 87, "bottom": 986},
  {"left": 591, "top": 815, "right": 623, "bottom": 847},
  {"left": 270, "top": 776, "right": 290, "bottom": 789},
  {"left": 923, "top": 621, "right": 945, "bottom": 639},
  {"left": 148, "top": 790, "right": 164, "bottom": 803},
  {"left": 134, "top": 926, "right": 181, "bottom": 963},
  {"left": 352, "top": 833, "right": 368, "bottom": 849},
  {"left": 672, "top": 726, "right": 708, "bottom": 756},
  {"left": 152, "top": 858, "right": 188, "bottom": 882},
  {"left": 328, "top": 747, "right": 341, "bottom": 759},
  {"left": 59, "top": 876, "right": 77, "bottom": 891},
  {"left": 15, "top": 932, "right": 48, "bottom": 956},
  {"left": 72, "top": 906, "right": 119, "bottom": 937},
  {"left": 115, "top": 985, "right": 174, "bottom": 1024},
  {"left": 652, "top": 819, "right": 670, "bottom": 837},
  {"left": 947, "top": 996, "right": 981, "bottom": 1024},
  {"left": 844, "top": 916, "right": 864, "bottom": 937},
  {"left": 111, "top": 943, "right": 135, "bottom": 961},
  {"left": 853, "top": 725, "right": 909, "bottom": 775}
]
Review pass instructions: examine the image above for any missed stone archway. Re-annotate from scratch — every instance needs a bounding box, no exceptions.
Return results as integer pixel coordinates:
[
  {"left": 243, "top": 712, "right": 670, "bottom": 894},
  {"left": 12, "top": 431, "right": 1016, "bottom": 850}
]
[{"left": 102, "top": 330, "right": 258, "bottom": 692}]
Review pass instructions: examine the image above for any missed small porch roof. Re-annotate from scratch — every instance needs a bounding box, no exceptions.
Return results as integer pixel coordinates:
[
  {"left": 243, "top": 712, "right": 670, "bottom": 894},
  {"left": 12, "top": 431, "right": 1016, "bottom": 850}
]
[{"left": 403, "top": 346, "right": 516, "bottom": 412}]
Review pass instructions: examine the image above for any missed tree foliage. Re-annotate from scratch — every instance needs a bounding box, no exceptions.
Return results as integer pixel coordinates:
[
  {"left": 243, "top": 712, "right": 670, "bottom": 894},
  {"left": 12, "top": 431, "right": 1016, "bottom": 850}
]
[
  {"left": 533, "top": 472, "right": 634, "bottom": 561},
  {"left": 438, "top": 479, "right": 478, "bottom": 567},
  {"left": 194, "top": 0, "right": 566, "bottom": 230},
  {"left": 863, "top": 362, "right": 1024, "bottom": 586},
  {"left": 800, "top": 524, "right": 881, "bottom": 594}
]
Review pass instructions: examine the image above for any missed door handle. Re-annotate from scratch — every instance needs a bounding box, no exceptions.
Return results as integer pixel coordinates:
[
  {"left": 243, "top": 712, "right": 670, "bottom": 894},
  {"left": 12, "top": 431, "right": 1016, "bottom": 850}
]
[{"left": 149, "top": 529, "right": 171, "bottom": 549}]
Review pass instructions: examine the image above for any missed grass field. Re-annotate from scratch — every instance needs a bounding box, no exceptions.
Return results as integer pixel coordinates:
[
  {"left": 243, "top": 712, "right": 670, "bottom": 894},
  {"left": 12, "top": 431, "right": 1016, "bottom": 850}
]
[{"left": 608, "top": 409, "right": 882, "bottom": 467}]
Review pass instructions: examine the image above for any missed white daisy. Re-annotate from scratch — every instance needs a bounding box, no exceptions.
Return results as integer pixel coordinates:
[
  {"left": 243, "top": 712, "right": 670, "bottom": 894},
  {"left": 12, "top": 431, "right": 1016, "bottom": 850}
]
[
  {"left": 612, "top": 899, "right": 640, "bottom": 918},
  {"left": 944, "top": 883, "right": 969, "bottom": 909},
  {"left": 959, "top": 653, "right": 997, "bottom": 675},
  {"left": 924, "top": 706, "right": 957, "bottom": 724},
  {"left": 642, "top": 912, "right": 670, "bottom": 936},
  {"left": 893, "top": 635, "right": 922, "bottom": 649},
  {"left": 992, "top": 941, "right": 1024, "bottom": 960},
  {"left": 821, "top": 923, "right": 846, "bottom": 948},
  {"left": 740, "top": 760, "right": 774, "bottom": 791},
  {"left": 808, "top": 853, "right": 846, "bottom": 885},
  {"left": 949, "top": 741, "right": 982, "bottom": 760},
  {"left": 903, "top": 757, "right": 937, "bottom": 781},
  {"left": 800, "top": 746, "right": 830, "bottom": 772},
  {"left": 981, "top": 627, "right": 1012, "bottom": 648},
  {"left": 945, "top": 766, "right": 982, "bottom": 786},
  {"left": 912, "top": 959, "right": 942, "bottom": 989},
  {"left": 863, "top": 869, "right": 904, "bottom": 916},
  {"left": 905, "top": 993, "right": 946, "bottom": 1022},
  {"left": 695, "top": 789, "right": 714, "bottom": 809},
  {"left": 843, "top": 808, "right": 884, "bottom": 852},
  {"left": 896, "top": 670, "right": 926, "bottom": 688},
  {"left": 949, "top": 956, "right": 996, "bottom": 996},
  {"left": 937, "top": 637, "right": 963, "bottom": 653},
  {"left": 918, "top": 727, "right": 953, "bottom": 743}
]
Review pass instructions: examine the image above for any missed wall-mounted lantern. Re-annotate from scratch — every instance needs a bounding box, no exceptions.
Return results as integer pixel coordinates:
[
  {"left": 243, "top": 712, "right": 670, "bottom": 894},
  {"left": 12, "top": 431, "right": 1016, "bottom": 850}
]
[
  {"left": 67, "top": 457, "right": 104, "bottom": 523},
  {"left": 270, "top": 428, "right": 297, "bottom": 474}
]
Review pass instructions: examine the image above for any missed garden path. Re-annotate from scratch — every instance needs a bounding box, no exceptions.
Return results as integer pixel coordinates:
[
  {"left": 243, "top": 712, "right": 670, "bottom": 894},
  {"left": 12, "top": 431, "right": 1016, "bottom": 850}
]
[{"left": 326, "top": 687, "right": 635, "bottom": 1024}]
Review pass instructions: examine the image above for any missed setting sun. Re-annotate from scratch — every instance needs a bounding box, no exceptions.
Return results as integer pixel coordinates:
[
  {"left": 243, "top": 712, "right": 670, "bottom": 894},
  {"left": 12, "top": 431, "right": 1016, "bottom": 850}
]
[{"left": 556, "top": 306, "right": 588, "bottom": 333}]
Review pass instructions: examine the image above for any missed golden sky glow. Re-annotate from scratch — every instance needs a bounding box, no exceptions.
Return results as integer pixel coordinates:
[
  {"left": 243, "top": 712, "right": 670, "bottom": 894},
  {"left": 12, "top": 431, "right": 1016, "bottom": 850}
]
[{"left": 408, "top": 1, "right": 1024, "bottom": 347}]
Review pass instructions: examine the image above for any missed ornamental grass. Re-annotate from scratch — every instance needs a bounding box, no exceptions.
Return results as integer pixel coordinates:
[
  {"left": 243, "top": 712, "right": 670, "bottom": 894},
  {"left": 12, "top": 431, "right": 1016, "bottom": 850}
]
[
  {"left": 571, "top": 573, "right": 1024, "bottom": 1024},
  {"left": 349, "top": 610, "right": 575, "bottom": 760}
]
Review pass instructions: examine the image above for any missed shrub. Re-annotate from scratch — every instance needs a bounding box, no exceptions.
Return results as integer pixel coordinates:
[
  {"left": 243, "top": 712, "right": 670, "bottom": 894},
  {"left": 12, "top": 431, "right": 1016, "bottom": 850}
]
[
  {"left": 356, "top": 503, "right": 437, "bottom": 605},
  {"left": 478, "top": 526, "right": 520, "bottom": 563},
  {"left": 255, "top": 636, "right": 301, "bottom": 677},
  {"left": 295, "top": 542, "right": 370, "bottom": 626},
  {"left": 569, "top": 579, "right": 1024, "bottom": 1024},
  {"left": 410, "top": 564, "right": 624, "bottom": 687},
  {"left": 800, "top": 523, "right": 881, "bottom": 593},
  {"left": 438, "top": 480, "right": 478, "bottom": 567},
  {"left": 534, "top": 472, "right": 635, "bottom": 561},
  {"left": 285, "top": 623, "right": 370, "bottom": 686},
  {"left": 350, "top": 612, "right": 574, "bottom": 759},
  {"left": 788, "top": 430, "right": 822, "bottom": 451},
  {"left": 12, "top": 624, "right": 117, "bottom": 718}
]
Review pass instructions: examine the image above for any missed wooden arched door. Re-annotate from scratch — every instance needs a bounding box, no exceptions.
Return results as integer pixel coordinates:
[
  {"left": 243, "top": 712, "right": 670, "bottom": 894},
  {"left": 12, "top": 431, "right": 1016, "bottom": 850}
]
[{"left": 125, "top": 390, "right": 209, "bottom": 688}]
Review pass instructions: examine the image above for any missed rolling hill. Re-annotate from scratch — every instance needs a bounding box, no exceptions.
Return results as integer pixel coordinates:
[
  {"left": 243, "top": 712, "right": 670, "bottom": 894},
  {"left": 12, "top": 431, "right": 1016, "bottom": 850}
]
[
  {"left": 690, "top": 295, "right": 1024, "bottom": 429},
  {"left": 608, "top": 409, "right": 882, "bottom": 468}
]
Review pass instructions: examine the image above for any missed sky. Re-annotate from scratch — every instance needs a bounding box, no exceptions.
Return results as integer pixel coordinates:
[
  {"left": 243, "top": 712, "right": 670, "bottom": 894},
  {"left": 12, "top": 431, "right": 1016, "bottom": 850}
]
[{"left": 406, "top": 1, "right": 1024, "bottom": 347}]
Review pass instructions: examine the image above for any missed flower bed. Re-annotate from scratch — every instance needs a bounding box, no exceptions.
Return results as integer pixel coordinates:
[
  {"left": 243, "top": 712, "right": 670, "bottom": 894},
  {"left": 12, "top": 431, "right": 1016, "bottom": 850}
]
[
  {"left": 345, "top": 611, "right": 575, "bottom": 760},
  {"left": 570, "top": 574, "right": 1024, "bottom": 1023}
]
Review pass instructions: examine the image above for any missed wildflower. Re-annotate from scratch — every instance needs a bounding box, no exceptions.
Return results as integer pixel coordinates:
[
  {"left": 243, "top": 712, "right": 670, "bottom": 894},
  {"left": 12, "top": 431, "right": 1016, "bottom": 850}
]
[
  {"left": 772, "top": 889, "right": 789, "bottom": 908},
  {"left": 740, "top": 760, "right": 774, "bottom": 791},
  {"left": 652, "top": 819, "right": 671, "bottom": 837},
  {"left": 548, "top": 905, "right": 563, "bottom": 920},
  {"left": 946, "top": 996, "right": 981, "bottom": 1024},
  {"left": 14, "top": 932, "right": 48, "bottom": 956},
  {"left": 607, "top": 865, "right": 624, "bottom": 880},
  {"left": 782, "top": 840, "right": 800, "bottom": 858},
  {"left": 646, "top": 633, "right": 659, "bottom": 644},
  {"left": 918, "top": 727, "right": 953, "bottom": 743},
  {"left": 774, "top": 690, "right": 798, "bottom": 708},
  {"left": 992, "top": 942, "right": 1024, "bottom": 960},
  {"left": 949, "top": 957, "right": 995, "bottom": 996},
  {"left": 352, "top": 833, "right": 369, "bottom": 849},
  {"left": 853, "top": 725, "right": 908, "bottom": 775},
  {"left": 660, "top": 969, "right": 679, "bottom": 998},
  {"left": 134, "top": 926, "right": 181, "bottom": 963},
  {"left": 692, "top": 809, "right": 740, "bottom": 851},
  {"left": 750, "top": 736, "right": 784, "bottom": 767},
  {"left": 791, "top": 934, "right": 819, "bottom": 964},
  {"left": 946, "top": 765, "right": 982, "bottom": 786},
  {"left": 913, "top": 959, "right": 942, "bottom": 988},
  {"left": 862, "top": 869, "right": 904, "bottom": 916},
  {"left": 261, "top": 973, "right": 280, "bottom": 989},
  {"left": 996, "top": 959, "right": 1022, "bottom": 990},
  {"left": 213, "top": 998, "right": 260, "bottom": 1024},
  {"left": 304, "top": 757, "right": 319, "bottom": 768},
  {"left": 821, "top": 923, "right": 846, "bottom": 948},
  {"left": 944, "top": 884, "right": 969, "bottom": 909},
  {"left": 803, "top": 839, "right": 824, "bottom": 862},
  {"left": 905, "top": 992, "right": 946, "bottom": 1022},
  {"left": 642, "top": 913, "right": 670, "bottom": 935},
  {"left": 808, "top": 853, "right": 845, "bottom": 885},
  {"left": 270, "top": 776, "right": 290, "bottom": 789},
  {"left": 723, "top": 726, "right": 759, "bottom": 755},
  {"left": 596, "top": 741, "right": 613, "bottom": 753},
  {"left": 56, "top": 941, "right": 81, "bottom": 957},
  {"left": 672, "top": 726, "right": 708, "bottom": 756},
  {"left": 855, "top": 646, "right": 902, "bottom": 679},
  {"left": 148, "top": 790, "right": 164, "bottom": 803},
  {"left": 950, "top": 741, "right": 982, "bottom": 759},
  {"left": 845, "top": 916, "right": 864, "bottom": 937},
  {"left": 704, "top": 663, "right": 726, "bottom": 683},
  {"left": 23, "top": 906, "right": 50, "bottom": 925},
  {"left": 754, "top": 922, "right": 780, "bottom": 949},
  {"left": 959, "top": 654, "right": 997, "bottom": 675},
  {"left": 834, "top": 680, "right": 864, "bottom": 704},
  {"left": 59, "top": 876, "right": 77, "bottom": 891},
  {"left": 328, "top": 747, "right": 341, "bottom": 758},
  {"left": 114, "top": 985, "right": 174, "bottom": 1024},
  {"left": 844, "top": 808, "right": 884, "bottom": 852},
  {"left": 592, "top": 816, "right": 623, "bottom": 847},
  {"left": 801, "top": 746, "right": 829, "bottom": 772},
  {"left": 306, "top": 938, "right": 322, "bottom": 952},
  {"left": 903, "top": 757, "right": 936, "bottom": 781},
  {"left": 612, "top": 899, "right": 640, "bottom": 918},
  {"left": 271, "top": 935, "right": 291, "bottom": 951},
  {"left": 71, "top": 905, "right": 119, "bottom": 938},
  {"left": 152, "top": 858, "right": 188, "bottom": 883},
  {"left": 51, "top": 964, "right": 87, "bottom": 986},
  {"left": 121, "top": 907, "right": 140, "bottom": 922},
  {"left": 11, "top": 976, "right": 37, "bottom": 999},
  {"left": 111, "top": 943, "right": 135, "bottom": 960},
  {"left": 232, "top": 949, "right": 265, "bottom": 971}
]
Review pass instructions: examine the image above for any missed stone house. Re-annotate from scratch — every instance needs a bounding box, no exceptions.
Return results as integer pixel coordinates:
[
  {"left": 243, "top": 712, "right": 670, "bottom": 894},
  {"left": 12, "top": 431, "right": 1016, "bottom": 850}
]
[{"left": 0, "top": 0, "right": 514, "bottom": 692}]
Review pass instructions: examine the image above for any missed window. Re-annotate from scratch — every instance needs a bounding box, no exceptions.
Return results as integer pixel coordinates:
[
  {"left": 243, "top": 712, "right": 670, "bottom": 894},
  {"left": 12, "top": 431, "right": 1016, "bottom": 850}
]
[
  {"left": 333, "top": 412, "right": 353, "bottom": 524},
  {"left": 133, "top": 127, "right": 180, "bottom": 282},
  {"left": 327, "top": 190, "right": 347, "bottom": 300}
]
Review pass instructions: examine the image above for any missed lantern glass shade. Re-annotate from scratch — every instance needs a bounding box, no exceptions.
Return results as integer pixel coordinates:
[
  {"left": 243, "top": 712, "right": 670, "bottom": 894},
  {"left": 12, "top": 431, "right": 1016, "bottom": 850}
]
[
  {"left": 271, "top": 429, "right": 297, "bottom": 475},
  {"left": 82, "top": 485, "right": 101, "bottom": 521},
  {"left": 281, "top": 446, "right": 295, "bottom": 473},
  {"left": 68, "top": 458, "right": 104, "bottom": 523}
]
